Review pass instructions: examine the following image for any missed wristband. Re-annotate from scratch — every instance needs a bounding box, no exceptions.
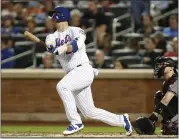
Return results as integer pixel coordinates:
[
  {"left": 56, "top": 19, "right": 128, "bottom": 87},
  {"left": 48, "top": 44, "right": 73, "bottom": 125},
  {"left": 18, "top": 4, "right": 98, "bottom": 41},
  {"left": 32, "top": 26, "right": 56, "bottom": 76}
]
[{"left": 71, "top": 40, "right": 78, "bottom": 53}]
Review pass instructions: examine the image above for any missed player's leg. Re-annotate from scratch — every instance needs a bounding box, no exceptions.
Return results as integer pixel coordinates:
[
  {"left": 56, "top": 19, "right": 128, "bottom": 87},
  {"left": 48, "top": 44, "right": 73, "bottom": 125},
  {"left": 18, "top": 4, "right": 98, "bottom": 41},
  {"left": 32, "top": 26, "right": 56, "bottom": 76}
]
[
  {"left": 56, "top": 64, "right": 94, "bottom": 134},
  {"left": 74, "top": 86, "right": 132, "bottom": 135},
  {"left": 56, "top": 78, "right": 82, "bottom": 125},
  {"left": 74, "top": 87, "right": 124, "bottom": 126}
]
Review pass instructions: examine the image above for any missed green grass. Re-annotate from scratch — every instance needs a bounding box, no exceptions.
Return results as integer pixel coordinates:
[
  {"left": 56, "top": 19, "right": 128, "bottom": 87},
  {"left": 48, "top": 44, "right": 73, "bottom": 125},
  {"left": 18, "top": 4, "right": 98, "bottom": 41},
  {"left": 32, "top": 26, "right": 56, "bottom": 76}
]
[{"left": 1, "top": 125, "right": 161, "bottom": 134}]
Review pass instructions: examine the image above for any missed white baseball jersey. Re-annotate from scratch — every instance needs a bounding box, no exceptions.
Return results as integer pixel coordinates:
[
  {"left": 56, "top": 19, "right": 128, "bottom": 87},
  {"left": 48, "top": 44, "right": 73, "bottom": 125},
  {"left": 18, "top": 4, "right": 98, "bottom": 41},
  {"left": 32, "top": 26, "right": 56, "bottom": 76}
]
[
  {"left": 45, "top": 26, "right": 127, "bottom": 131},
  {"left": 45, "top": 27, "right": 89, "bottom": 73}
]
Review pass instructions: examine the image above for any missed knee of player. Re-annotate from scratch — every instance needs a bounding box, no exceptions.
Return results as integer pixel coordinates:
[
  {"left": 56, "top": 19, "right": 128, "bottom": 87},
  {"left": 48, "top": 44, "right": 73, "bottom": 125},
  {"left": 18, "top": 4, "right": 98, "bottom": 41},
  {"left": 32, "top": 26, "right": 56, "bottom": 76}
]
[
  {"left": 83, "top": 107, "right": 97, "bottom": 119},
  {"left": 56, "top": 82, "right": 67, "bottom": 92}
]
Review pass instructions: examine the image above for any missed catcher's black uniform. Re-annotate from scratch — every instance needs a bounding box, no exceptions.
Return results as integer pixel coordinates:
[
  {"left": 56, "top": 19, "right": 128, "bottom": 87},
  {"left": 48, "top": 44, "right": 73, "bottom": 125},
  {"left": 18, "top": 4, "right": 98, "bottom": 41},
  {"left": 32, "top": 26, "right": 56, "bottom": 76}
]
[
  {"left": 133, "top": 57, "right": 178, "bottom": 135},
  {"left": 154, "top": 74, "right": 178, "bottom": 134}
]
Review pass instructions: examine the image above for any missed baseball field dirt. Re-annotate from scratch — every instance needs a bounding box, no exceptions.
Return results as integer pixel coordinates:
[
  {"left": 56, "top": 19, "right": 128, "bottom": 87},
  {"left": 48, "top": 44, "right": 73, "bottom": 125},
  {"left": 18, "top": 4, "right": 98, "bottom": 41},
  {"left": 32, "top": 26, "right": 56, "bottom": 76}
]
[
  {"left": 2, "top": 133, "right": 178, "bottom": 138},
  {"left": 1, "top": 125, "right": 178, "bottom": 138}
]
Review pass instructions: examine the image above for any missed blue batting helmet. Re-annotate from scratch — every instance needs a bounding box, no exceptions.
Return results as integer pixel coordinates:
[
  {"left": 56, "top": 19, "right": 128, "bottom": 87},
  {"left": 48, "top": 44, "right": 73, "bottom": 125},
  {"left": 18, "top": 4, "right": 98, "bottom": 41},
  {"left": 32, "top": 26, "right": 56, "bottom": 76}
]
[{"left": 48, "top": 7, "right": 71, "bottom": 22}]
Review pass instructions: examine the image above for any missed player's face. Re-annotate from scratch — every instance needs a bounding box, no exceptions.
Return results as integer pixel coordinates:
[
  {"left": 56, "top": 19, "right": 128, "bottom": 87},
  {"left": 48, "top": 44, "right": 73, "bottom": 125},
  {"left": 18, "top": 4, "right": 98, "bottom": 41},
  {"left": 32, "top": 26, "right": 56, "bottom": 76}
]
[
  {"left": 54, "top": 21, "right": 60, "bottom": 28},
  {"left": 53, "top": 21, "right": 68, "bottom": 29},
  {"left": 164, "top": 66, "right": 174, "bottom": 75}
]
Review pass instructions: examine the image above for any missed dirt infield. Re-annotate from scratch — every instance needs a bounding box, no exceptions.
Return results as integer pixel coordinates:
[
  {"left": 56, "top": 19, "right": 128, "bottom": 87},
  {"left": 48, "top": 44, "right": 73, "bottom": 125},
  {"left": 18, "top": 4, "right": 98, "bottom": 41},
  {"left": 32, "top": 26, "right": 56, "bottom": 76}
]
[{"left": 2, "top": 133, "right": 177, "bottom": 138}]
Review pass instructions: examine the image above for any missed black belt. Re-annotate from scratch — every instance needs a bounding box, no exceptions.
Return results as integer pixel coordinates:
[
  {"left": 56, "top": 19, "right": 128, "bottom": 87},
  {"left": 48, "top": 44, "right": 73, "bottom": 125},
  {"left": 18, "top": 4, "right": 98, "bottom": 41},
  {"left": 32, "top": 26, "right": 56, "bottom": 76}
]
[{"left": 77, "top": 64, "right": 82, "bottom": 67}]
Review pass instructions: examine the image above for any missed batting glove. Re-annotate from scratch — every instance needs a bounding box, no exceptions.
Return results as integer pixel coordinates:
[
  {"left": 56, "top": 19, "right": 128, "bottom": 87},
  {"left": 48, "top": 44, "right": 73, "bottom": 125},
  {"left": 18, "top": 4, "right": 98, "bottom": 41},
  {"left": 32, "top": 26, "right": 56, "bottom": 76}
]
[
  {"left": 47, "top": 45, "right": 56, "bottom": 53},
  {"left": 45, "top": 34, "right": 57, "bottom": 53}
]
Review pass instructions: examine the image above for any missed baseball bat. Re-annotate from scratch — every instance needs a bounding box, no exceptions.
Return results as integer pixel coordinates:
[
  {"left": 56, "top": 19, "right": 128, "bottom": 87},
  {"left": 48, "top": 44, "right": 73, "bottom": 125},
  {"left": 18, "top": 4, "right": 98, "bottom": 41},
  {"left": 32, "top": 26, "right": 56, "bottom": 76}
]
[{"left": 24, "top": 31, "right": 47, "bottom": 48}]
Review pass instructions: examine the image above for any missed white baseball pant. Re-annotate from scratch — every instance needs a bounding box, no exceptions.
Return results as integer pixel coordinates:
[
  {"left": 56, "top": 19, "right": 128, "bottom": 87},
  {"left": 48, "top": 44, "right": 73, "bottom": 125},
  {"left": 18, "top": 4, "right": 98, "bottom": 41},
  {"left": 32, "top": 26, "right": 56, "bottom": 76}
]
[{"left": 56, "top": 63, "right": 125, "bottom": 126}]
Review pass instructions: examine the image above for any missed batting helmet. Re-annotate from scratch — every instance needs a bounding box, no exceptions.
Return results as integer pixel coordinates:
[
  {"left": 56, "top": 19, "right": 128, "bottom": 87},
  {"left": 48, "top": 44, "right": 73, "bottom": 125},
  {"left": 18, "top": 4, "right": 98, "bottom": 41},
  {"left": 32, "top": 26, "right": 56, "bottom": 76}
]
[
  {"left": 154, "top": 56, "right": 177, "bottom": 78},
  {"left": 48, "top": 7, "right": 71, "bottom": 22}
]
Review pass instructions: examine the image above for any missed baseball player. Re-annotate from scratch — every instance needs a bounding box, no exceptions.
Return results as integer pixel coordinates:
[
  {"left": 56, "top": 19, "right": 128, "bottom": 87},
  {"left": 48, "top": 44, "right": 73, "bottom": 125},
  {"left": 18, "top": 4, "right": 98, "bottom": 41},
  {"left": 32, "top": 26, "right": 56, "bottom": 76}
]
[
  {"left": 45, "top": 7, "right": 132, "bottom": 136},
  {"left": 149, "top": 57, "right": 178, "bottom": 135},
  {"left": 133, "top": 56, "right": 178, "bottom": 135}
]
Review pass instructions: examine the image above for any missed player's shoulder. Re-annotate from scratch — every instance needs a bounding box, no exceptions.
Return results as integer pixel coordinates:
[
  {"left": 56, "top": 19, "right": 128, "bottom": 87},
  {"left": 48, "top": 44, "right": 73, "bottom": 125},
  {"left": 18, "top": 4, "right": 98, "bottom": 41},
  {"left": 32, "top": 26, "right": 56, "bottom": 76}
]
[
  {"left": 69, "top": 26, "right": 85, "bottom": 35},
  {"left": 69, "top": 26, "right": 81, "bottom": 30},
  {"left": 69, "top": 26, "right": 84, "bottom": 31}
]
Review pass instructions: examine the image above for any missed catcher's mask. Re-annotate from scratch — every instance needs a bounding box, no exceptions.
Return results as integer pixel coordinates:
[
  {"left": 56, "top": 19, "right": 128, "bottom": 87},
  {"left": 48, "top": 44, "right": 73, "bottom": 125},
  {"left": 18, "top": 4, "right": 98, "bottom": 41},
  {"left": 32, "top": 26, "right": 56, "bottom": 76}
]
[
  {"left": 154, "top": 57, "right": 177, "bottom": 78},
  {"left": 133, "top": 117, "right": 156, "bottom": 135}
]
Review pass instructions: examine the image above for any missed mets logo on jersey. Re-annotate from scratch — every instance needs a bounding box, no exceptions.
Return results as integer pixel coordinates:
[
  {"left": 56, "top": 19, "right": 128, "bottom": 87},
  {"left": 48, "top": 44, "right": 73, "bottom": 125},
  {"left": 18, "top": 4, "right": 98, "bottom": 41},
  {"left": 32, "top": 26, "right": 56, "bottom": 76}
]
[{"left": 55, "top": 35, "right": 71, "bottom": 47}]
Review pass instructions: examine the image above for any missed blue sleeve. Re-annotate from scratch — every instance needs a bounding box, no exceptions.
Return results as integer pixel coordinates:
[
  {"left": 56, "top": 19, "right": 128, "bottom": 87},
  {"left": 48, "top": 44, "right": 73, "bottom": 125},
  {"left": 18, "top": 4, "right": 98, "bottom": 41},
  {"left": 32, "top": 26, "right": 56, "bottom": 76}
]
[{"left": 71, "top": 40, "right": 78, "bottom": 53}]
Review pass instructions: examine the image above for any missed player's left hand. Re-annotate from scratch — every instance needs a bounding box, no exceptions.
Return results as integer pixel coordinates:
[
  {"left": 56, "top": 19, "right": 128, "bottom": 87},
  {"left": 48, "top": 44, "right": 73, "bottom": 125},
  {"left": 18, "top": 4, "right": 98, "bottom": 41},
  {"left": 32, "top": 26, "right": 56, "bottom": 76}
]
[
  {"left": 47, "top": 45, "right": 56, "bottom": 53},
  {"left": 54, "top": 45, "right": 67, "bottom": 55}
]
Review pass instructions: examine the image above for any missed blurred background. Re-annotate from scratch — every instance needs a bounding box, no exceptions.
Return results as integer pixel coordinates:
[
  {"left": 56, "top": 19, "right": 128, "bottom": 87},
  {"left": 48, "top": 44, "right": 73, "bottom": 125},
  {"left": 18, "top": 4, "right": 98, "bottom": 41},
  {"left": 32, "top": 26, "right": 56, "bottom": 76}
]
[
  {"left": 1, "top": 0, "right": 178, "bottom": 134},
  {"left": 1, "top": 0, "right": 178, "bottom": 69}
]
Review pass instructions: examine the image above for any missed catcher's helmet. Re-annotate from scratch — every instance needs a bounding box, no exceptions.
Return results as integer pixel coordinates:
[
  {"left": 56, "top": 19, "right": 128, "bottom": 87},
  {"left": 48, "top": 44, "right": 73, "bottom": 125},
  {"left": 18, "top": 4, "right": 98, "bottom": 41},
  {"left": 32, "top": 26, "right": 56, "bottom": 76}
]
[
  {"left": 133, "top": 117, "right": 156, "bottom": 135},
  {"left": 154, "top": 56, "right": 177, "bottom": 78},
  {"left": 48, "top": 7, "right": 71, "bottom": 22}
]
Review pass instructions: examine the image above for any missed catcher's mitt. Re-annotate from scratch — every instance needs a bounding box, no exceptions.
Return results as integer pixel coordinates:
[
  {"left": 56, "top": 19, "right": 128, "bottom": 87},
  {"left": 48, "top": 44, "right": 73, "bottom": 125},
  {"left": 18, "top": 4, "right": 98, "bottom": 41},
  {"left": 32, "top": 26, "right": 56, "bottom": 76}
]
[{"left": 133, "top": 117, "right": 156, "bottom": 135}]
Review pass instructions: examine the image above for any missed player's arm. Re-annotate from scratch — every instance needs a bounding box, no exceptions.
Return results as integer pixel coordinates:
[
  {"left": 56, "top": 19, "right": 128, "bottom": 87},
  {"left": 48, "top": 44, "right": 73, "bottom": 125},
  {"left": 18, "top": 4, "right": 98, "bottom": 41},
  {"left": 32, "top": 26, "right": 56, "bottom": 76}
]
[
  {"left": 66, "top": 29, "right": 86, "bottom": 53},
  {"left": 45, "top": 30, "right": 86, "bottom": 55},
  {"left": 45, "top": 34, "right": 71, "bottom": 55},
  {"left": 149, "top": 81, "right": 177, "bottom": 122},
  {"left": 56, "top": 31, "right": 86, "bottom": 54},
  {"left": 161, "top": 91, "right": 175, "bottom": 105}
]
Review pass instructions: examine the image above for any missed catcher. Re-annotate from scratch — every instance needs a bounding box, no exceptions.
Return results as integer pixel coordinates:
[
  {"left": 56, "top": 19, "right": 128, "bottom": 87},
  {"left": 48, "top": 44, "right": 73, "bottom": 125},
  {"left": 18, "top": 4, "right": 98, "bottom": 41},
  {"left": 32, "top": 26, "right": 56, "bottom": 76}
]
[{"left": 134, "top": 56, "right": 178, "bottom": 135}]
